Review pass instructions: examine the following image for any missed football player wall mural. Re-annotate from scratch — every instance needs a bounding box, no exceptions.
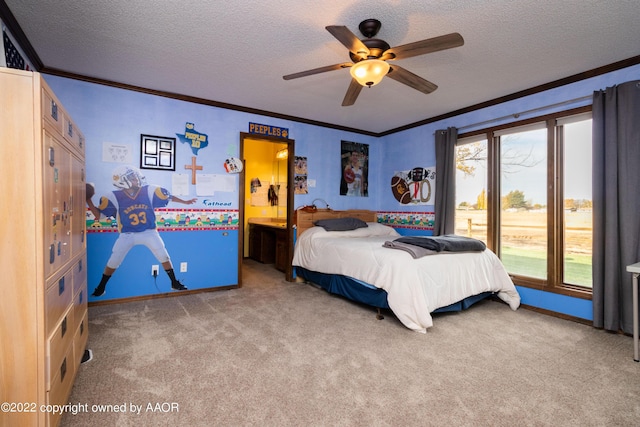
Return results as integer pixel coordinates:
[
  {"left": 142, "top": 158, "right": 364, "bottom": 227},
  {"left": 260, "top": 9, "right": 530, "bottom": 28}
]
[{"left": 86, "top": 165, "right": 197, "bottom": 297}]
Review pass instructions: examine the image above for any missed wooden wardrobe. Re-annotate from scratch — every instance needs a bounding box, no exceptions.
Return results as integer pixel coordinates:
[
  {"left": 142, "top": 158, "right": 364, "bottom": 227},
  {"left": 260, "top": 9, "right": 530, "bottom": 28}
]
[{"left": 0, "top": 68, "right": 88, "bottom": 427}]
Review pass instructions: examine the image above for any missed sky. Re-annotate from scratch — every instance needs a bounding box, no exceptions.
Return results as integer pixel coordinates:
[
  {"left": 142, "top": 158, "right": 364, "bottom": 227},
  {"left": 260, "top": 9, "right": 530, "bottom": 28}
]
[{"left": 456, "top": 119, "right": 592, "bottom": 207}]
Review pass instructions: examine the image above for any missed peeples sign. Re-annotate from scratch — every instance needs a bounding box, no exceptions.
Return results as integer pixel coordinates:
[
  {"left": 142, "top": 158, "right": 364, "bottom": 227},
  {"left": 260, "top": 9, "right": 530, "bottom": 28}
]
[{"left": 248, "top": 122, "right": 289, "bottom": 139}]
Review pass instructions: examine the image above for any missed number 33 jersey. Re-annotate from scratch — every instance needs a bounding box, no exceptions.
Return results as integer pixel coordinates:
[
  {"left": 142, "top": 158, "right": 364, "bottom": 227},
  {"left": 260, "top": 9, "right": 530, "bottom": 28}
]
[{"left": 97, "top": 185, "right": 171, "bottom": 232}]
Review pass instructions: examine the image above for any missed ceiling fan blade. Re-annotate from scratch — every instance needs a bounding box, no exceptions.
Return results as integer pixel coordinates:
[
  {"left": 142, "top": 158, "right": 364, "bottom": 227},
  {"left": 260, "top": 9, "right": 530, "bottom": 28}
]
[
  {"left": 283, "top": 63, "right": 352, "bottom": 80},
  {"left": 342, "top": 79, "right": 363, "bottom": 106},
  {"left": 326, "top": 25, "right": 370, "bottom": 60},
  {"left": 386, "top": 32, "right": 464, "bottom": 60},
  {"left": 386, "top": 65, "right": 438, "bottom": 94}
]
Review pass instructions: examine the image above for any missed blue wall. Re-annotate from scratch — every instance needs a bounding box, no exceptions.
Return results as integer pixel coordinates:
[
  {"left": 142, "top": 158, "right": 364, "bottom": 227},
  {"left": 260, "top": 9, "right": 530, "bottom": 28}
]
[
  {"left": 44, "top": 62, "right": 640, "bottom": 316},
  {"left": 370, "top": 63, "right": 640, "bottom": 320},
  {"left": 87, "top": 230, "right": 237, "bottom": 299},
  {"left": 44, "top": 76, "right": 381, "bottom": 302}
]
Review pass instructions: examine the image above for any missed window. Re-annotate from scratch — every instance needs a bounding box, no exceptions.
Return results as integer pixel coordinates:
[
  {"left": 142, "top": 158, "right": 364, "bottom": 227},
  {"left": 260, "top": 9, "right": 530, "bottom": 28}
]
[
  {"left": 558, "top": 113, "right": 593, "bottom": 288},
  {"left": 456, "top": 107, "right": 593, "bottom": 297},
  {"left": 496, "top": 124, "right": 548, "bottom": 280},
  {"left": 455, "top": 136, "right": 488, "bottom": 243}
]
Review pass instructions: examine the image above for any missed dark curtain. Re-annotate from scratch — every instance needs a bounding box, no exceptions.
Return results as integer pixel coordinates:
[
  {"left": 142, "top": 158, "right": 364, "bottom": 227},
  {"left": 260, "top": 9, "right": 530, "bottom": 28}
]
[
  {"left": 592, "top": 80, "right": 640, "bottom": 334},
  {"left": 434, "top": 127, "right": 457, "bottom": 236}
]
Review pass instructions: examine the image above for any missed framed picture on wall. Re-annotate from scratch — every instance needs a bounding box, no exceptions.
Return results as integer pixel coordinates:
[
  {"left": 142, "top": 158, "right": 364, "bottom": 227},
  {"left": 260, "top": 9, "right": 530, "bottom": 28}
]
[
  {"left": 340, "top": 141, "right": 368, "bottom": 197},
  {"left": 140, "top": 134, "right": 176, "bottom": 171}
]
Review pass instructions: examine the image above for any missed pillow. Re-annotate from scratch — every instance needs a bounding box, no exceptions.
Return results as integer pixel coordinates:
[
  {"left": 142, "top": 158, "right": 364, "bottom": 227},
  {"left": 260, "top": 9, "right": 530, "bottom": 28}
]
[
  {"left": 313, "top": 217, "right": 368, "bottom": 231},
  {"left": 308, "top": 222, "right": 399, "bottom": 239},
  {"left": 360, "top": 222, "right": 401, "bottom": 237}
]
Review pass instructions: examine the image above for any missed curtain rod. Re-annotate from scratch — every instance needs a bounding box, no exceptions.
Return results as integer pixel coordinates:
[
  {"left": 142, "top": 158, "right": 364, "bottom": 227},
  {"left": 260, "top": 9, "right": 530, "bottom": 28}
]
[{"left": 456, "top": 95, "right": 592, "bottom": 133}]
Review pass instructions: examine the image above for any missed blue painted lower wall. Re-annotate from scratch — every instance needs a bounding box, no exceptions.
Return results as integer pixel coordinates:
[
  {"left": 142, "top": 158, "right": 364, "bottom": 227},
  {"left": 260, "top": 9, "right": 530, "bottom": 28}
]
[
  {"left": 516, "top": 286, "right": 593, "bottom": 321},
  {"left": 387, "top": 223, "right": 593, "bottom": 321},
  {"left": 394, "top": 228, "right": 434, "bottom": 237},
  {"left": 387, "top": 222, "right": 593, "bottom": 321},
  {"left": 87, "top": 230, "right": 238, "bottom": 302}
]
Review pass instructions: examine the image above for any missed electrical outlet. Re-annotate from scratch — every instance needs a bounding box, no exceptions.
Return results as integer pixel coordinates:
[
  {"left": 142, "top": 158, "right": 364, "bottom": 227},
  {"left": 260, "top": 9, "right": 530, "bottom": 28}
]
[
  {"left": 180, "top": 262, "right": 187, "bottom": 273},
  {"left": 151, "top": 265, "right": 159, "bottom": 277}
]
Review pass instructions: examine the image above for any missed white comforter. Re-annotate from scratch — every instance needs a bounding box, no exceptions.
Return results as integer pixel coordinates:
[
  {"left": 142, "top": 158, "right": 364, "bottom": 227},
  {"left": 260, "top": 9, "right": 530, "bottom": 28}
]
[{"left": 292, "top": 223, "right": 520, "bottom": 333}]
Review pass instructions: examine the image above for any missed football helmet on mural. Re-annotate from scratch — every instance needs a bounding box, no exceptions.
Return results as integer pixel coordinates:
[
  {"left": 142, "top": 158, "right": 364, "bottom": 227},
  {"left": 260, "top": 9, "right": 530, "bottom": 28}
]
[{"left": 112, "top": 166, "right": 147, "bottom": 189}]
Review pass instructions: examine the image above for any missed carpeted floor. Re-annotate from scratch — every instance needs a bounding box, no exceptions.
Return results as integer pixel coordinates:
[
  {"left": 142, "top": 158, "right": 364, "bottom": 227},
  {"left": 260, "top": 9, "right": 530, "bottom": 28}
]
[{"left": 61, "top": 259, "right": 640, "bottom": 426}]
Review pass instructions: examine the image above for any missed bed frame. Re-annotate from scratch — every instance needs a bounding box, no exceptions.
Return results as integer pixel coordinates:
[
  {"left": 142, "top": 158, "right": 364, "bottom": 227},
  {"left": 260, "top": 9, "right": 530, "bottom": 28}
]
[
  {"left": 295, "top": 208, "right": 376, "bottom": 237},
  {"left": 294, "top": 208, "right": 491, "bottom": 321}
]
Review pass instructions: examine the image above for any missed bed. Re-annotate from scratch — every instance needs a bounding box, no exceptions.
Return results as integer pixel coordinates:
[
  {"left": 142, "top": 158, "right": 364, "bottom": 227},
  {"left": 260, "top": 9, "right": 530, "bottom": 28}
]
[{"left": 292, "top": 209, "right": 520, "bottom": 333}]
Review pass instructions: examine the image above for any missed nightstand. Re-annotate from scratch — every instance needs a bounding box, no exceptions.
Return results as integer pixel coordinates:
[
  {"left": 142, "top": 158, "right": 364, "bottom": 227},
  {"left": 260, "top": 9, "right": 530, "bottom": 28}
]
[{"left": 626, "top": 262, "right": 640, "bottom": 362}]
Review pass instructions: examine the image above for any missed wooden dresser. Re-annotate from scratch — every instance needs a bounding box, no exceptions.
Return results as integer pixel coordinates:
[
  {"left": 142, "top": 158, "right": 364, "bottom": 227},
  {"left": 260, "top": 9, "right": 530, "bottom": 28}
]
[{"left": 0, "top": 68, "right": 88, "bottom": 427}]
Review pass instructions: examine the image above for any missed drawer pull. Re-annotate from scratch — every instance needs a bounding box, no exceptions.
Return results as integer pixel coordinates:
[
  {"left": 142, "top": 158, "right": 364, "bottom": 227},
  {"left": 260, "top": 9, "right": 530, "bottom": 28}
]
[
  {"left": 60, "top": 358, "right": 67, "bottom": 382},
  {"left": 58, "top": 277, "right": 65, "bottom": 296},
  {"left": 61, "top": 316, "right": 67, "bottom": 337},
  {"left": 48, "top": 146, "right": 55, "bottom": 167},
  {"left": 50, "top": 100, "right": 58, "bottom": 121}
]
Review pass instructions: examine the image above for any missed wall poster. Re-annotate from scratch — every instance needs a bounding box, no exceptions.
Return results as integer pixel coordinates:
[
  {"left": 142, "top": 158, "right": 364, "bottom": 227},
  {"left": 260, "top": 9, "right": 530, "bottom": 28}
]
[
  {"left": 294, "top": 156, "right": 308, "bottom": 195},
  {"left": 340, "top": 141, "right": 368, "bottom": 197}
]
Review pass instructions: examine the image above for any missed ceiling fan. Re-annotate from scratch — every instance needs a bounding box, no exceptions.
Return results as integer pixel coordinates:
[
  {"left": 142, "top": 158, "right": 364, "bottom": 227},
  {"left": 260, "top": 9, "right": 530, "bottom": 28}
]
[{"left": 283, "top": 19, "right": 464, "bottom": 106}]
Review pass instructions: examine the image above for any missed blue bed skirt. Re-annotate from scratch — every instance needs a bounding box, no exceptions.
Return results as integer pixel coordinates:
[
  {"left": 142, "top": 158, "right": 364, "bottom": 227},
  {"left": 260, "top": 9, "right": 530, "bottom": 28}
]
[{"left": 295, "top": 267, "right": 492, "bottom": 313}]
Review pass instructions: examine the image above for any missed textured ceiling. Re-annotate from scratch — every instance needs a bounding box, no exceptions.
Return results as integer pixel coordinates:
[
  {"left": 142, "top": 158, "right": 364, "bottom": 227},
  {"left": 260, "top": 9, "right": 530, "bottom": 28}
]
[{"left": 4, "top": 0, "right": 640, "bottom": 134}]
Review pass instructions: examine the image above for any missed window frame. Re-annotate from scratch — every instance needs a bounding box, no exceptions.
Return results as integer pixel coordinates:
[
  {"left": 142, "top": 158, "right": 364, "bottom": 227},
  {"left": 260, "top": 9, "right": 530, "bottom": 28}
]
[{"left": 457, "top": 106, "right": 592, "bottom": 299}]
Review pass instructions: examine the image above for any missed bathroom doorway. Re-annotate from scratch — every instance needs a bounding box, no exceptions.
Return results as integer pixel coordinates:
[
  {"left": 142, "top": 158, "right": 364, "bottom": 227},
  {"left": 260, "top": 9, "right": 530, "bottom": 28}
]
[{"left": 238, "top": 133, "right": 294, "bottom": 284}]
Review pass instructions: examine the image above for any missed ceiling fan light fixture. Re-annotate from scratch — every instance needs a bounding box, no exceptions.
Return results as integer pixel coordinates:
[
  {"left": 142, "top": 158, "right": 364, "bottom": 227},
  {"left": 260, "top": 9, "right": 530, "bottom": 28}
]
[{"left": 350, "top": 59, "right": 390, "bottom": 87}]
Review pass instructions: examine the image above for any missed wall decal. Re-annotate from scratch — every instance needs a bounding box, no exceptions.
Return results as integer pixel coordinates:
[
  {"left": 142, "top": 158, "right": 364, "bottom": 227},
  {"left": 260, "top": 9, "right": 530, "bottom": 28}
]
[
  {"left": 391, "top": 167, "right": 436, "bottom": 205},
  {"left": 377, "top": 211, "right": 435, "bottom": 230},
  {"left": 185, "top": 156, "right": 203, "bottom": 184},
  {"left": 87, "top": 208, "right": 239, "bottom": 232},
  {"left": 85, "top": 165, "right": 197, "bottom": 297},
  {"left": 176, "top": 122, "right": 209, "bottom": 155},
  {"left": 248, "top": 122, "right": 289, "bottom": 138},
  {"left": 223, "top": 157, "right": 243, "bottom": 173}
]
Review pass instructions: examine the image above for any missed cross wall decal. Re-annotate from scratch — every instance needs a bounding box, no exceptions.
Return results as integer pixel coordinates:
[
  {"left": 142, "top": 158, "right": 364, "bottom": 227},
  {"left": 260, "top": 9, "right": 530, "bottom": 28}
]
[{"left": 185, "top": 156, "right": 203, "bottom": 184}]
